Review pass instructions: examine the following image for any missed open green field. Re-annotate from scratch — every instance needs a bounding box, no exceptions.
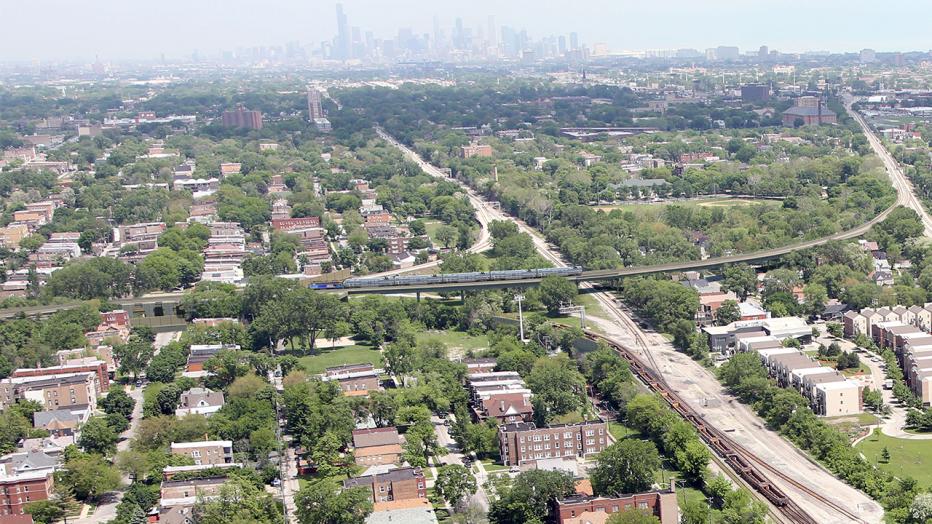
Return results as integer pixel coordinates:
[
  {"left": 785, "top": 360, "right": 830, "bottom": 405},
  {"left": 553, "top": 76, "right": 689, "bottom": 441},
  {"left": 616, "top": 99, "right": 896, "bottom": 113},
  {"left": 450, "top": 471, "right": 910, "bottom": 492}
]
[
  {"left": 298, "top": 344, "right": 383, "bottom": 374},
  {"left": 416, "top": 330, "right": 489, "bottom": 355},
  {"left": 856, "top": 430, "right": 932, "bottom": 488},
  {"left": 593, "top": 197, "right": 781, "bottom": 215}
]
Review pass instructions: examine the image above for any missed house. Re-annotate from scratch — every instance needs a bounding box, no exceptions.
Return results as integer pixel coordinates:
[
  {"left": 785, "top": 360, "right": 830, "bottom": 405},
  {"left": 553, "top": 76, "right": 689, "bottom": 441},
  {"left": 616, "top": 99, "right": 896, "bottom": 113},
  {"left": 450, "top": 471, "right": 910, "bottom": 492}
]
[
  {"left": 352, "top": 427, "right": 404, "bottom": 467},
  {"left": 175, "top": 388, "right": 225, "bottom": 418},
  {"left": 843, "top": 311, "right": 867, "bottom": 338},
  {"left": 33, "top": 408, "right": 89, "bottom": 438},
  {"left": 467, "top": 372, "right": 534, "bottom": 423},
  {"left": 498, "top": 421, "right": 608, "bottom": 467},
  {"left": 170, "top": 440, "right": 234, "bottom": 466},
  {"left": 343, "top": 467, "right": 427, "bottom": 504}
]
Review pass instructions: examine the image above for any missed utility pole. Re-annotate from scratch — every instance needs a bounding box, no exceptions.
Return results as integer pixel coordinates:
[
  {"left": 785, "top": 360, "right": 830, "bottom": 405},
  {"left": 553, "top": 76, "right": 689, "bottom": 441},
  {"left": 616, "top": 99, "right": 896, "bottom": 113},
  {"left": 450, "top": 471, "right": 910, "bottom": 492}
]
[{"left": 515, "top": 294, "right": 525, "bottom": 342}]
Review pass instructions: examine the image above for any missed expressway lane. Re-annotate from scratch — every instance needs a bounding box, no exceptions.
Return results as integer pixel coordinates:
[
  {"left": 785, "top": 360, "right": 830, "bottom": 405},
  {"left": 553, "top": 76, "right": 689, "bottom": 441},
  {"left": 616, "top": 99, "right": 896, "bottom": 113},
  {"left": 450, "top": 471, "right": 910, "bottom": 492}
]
[{"left": 848, "top": 98, "right": 932, "bottom": 237}]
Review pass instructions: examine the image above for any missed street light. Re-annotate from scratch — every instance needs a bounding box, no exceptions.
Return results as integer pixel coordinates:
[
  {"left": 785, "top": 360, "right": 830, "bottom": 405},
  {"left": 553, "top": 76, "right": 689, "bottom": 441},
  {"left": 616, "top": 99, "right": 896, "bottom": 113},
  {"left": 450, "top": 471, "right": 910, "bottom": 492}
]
[{"left": 515, "top": 294, "right": 525, "bottom": 342}]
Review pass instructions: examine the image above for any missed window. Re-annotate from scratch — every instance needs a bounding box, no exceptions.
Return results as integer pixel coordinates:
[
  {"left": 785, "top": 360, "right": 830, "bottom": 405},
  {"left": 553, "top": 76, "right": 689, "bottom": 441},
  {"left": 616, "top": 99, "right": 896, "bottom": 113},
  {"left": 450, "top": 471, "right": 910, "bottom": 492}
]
[
  {"left": 612, "top": 505, "right": 619, "bottom": 512},
  {"left": 192, "top": 450, "right": 201, "bottom": 457},
  {"left": 519, "top": 436, "right": 525, "bottom": 443},
  {"left": 564, "top": 432, "right": 572, "bottom": 439},
  {"left": 585, "top": 430, "right": 594, "bottom": 436},
  {"left": 533, "top": 435, "right": 541, "bottom": 442},
  {"left": 543, "top": 434, "right": 550, "bottom": 441},
  {"left": 417, "top": 483, "right": 424, "bottom": 489},
  {"left": 379, "top": 486, "right": 386, "bottom": 492}
]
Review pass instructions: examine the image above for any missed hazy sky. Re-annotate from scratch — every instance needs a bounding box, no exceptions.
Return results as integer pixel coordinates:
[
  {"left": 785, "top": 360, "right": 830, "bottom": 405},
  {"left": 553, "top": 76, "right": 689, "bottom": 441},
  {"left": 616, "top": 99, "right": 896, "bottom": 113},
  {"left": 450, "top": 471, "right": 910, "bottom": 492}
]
[{"left": 1, "top": 0, "right": 929, "bottom": 61}]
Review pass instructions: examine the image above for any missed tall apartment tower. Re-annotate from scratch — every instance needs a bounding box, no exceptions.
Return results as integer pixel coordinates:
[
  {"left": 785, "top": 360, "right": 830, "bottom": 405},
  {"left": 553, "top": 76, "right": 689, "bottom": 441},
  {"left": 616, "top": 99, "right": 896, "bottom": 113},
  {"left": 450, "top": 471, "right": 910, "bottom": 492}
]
[
  {"left": 307, "top": 88, "right": 324, "bottom": 121},
  {"left": 220, "top": 106, "right": 263, "bottom": 130}
]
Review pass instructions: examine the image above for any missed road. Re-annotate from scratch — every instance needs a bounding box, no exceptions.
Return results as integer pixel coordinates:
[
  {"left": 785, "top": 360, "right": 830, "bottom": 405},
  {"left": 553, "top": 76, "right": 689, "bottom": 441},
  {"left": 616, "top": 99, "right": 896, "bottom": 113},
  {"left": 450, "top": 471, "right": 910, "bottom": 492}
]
[
  {"left": 71, "top": 331, "right": 181, "bottom": 524},
  {"left": 848, "top": 98, "right": 932, "bottom": 237},
  {"left": 431, "top": 416, "right": 492, "bottom": 513},
  {"left": 379, "top": 129, "right": 882, "bottom": 523}
]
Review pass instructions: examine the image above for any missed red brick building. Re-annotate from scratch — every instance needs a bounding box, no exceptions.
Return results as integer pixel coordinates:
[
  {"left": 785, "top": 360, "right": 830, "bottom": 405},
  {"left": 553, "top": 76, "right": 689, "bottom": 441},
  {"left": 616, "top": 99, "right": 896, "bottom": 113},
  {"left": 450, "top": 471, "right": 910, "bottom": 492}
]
[
  {"left": 498, "top": 421, "right": 608, "bottom": 466},
  {"left": 553, "top": 488, "right": 679, "bottom": 524},
  {"left": 11, "top": 361, "right": 109, "bottom": 393},
  {"left": 0, "top": 471, "right": 54, "bottom": 517}
]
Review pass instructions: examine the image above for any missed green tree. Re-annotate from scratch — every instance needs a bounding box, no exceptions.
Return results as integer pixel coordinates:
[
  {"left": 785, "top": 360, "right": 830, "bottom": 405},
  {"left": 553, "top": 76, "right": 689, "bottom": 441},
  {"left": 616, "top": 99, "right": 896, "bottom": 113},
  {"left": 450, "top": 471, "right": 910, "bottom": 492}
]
[
  {"left": 25, "top": 499, "right": 66, "bottom": 524},
  {"left": 78, "top": 416, "right": 118, "bottom": 455},
  {"left": 487, "top": 470, "right": 576, "bottom": 524},
  {"left": 881, "top": 446, "right": 891, "bottom": 463},
  {"left": 606, "top": 511, "right": 661, "bottom": 524},
  {"left": 295, "top": 480, "right": 373, "bottom": 524},
  {"left": 435, "top": 464, "right": 477, "bottom": 509},
  {"left": 436, "top": 224, "right": 458, "bottom": 248},
  {"left": 721, "top": 264, "right": 757, "bottom": 300},
  {"left": 114, "top": 339, "right": 154, "bottom": 381},
  {"left": 56, "top": 451, "right": 122, "bottom": 501},
  {"left": 526, "top": 354, "right": 586, "bottom": 419},
  {"left": 590, "top": 440, "right": 661, "bottom": 495},
  {"left": 715, "top": 300, "right": 740, "bottom": 326},
  {"left": 192, "top": 476, "right": 283, "bottom": 524},
  {"left": 538, "top": 275, "right": 578, "bottom": 315}
]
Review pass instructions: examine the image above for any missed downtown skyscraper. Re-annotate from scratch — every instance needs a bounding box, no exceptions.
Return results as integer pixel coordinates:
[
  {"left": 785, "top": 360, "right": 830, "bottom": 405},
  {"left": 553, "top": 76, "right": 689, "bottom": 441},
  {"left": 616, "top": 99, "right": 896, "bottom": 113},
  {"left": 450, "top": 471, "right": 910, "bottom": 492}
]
[{"left": 334, "top": 3, "right": 351, "bottom": 60}]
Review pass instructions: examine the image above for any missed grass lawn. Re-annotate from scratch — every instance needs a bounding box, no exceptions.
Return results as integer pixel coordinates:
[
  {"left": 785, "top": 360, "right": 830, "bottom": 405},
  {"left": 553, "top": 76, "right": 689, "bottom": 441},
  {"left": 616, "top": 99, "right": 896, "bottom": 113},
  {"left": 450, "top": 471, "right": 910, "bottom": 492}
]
[
  {"left": 824, "top": 412, "right": 880, "bottom": 437},
  {"left": 298, "top": 344, "right": 383, "bottom": 374},
  {"left": 416, "top": 330, "right": 489, "bottom": 355},
  {"left": 608, "top": 421, "right": 643, "bottom": 441},
  {"left": 593, "top": 197, "right": 780, "bottom": 215},
  {"left": 479, "top": 458, "right": 508, "bottom": 472},
  {"left": 856, "top": 430, "right": 932, "bottom": 488}
]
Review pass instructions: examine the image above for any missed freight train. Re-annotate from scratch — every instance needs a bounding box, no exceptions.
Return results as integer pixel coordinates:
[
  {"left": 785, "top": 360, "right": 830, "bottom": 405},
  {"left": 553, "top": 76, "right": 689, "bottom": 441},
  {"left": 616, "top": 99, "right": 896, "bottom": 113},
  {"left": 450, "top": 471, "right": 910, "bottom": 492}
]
[{"left": 309, "top": 266, "right": 583, "bottom": 290}]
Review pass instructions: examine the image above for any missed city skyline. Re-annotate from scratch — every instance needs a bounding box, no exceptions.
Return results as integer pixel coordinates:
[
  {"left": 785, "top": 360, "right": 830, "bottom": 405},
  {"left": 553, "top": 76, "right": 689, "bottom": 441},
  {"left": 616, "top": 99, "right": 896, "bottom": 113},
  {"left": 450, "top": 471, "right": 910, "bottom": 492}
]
[{"left": 1, "top": 0, "right": 931, "bottom": 62}]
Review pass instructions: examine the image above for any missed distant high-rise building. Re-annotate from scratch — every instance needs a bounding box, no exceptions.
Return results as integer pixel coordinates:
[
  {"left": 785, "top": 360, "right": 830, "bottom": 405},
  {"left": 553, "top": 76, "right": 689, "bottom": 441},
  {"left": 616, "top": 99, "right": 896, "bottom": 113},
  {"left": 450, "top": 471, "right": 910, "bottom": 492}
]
[
  {"left": 741, "top": 84, "right": 770, "bottom": 102},
  {"left": 558, "top": 35, "right": 567, "bottom": 55},
  {"left": 334, "top": 3, "right": 351, "bottom": 60},
  {"left": 758, "top": 45, "right": 769, "bottom": 57},
  {"left": 307, "top": 88, "right": 324, "bottom": 120},
  {"left": 860, "top": 48, "right": 876, "bottom": 63},
  {"left": 715, "top": 46, "right": 740, "bottom": 60},
  {"left": 221, "top": 106, "right": 263, "bottom": 130},
  {"left": 569, "top": 32, "right": 579, "bottom": 51},
  {"left": 454, "top": 18, "right": 465, "bottom": 49},
  {"left": 487, "top": 16, "right": 496, "bottom": 48}
]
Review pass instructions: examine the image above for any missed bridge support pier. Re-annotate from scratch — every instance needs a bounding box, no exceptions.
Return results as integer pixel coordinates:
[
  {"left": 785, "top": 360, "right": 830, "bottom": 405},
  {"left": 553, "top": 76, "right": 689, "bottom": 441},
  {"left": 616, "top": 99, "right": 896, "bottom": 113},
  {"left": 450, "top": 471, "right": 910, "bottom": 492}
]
[
  {"left": 416, "top": 292, "right": 421, "bottom": 302},
  {"left": 460, "top": 290, "right": 465, "bottom": 302}
]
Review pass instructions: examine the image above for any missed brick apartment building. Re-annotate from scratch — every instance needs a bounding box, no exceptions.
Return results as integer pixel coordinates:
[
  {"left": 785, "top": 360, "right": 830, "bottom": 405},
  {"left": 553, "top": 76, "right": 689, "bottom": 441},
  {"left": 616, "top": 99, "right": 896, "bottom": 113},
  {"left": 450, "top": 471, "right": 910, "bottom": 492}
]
[
  {"left": 0, "top": 470, "right": 54, "bottom": 516},
  {"left": 343, "top": 467, "right": 427, "bottom": 504},
  {"left": 498, "top": 421, "right": 608, "bottom": 467},
  {"left": 0, "top": 373, "right": 99, "bottom": 411},
  {"left": 460, "top": 144, "right": 493, "bottom": 158},
  {"left": 12, "top": 360, "right": 109, "bottom": 392},
  {"left": 553, "top": 487, "right": 679, "bottom": 524}
]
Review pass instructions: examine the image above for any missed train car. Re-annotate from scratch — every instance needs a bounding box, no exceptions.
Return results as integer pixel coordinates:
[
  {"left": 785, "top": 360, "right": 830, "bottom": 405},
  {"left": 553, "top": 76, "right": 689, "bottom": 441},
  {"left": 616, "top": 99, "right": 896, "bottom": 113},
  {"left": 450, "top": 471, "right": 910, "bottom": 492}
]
[
  {"left": 309, "top": 282, "right": 344, "bottom": 290},
  {"left": 342, "top": 266, "right": 583, "bottom": 289}
]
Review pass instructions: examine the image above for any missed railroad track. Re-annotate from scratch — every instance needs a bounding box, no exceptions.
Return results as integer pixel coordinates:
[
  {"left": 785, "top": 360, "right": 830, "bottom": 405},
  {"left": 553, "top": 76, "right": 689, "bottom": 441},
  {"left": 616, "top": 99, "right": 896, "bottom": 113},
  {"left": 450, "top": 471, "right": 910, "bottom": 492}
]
[{"left": 583, "top": 331, "right": 864, "bottom": 524}]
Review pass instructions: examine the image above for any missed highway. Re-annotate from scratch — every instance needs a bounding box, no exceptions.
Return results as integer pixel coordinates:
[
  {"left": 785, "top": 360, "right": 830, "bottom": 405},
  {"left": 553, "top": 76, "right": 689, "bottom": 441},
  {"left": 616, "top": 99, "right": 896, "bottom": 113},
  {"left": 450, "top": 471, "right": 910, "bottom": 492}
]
[{"left": 847, "top": 97, "right": 932, "bottom": 237}]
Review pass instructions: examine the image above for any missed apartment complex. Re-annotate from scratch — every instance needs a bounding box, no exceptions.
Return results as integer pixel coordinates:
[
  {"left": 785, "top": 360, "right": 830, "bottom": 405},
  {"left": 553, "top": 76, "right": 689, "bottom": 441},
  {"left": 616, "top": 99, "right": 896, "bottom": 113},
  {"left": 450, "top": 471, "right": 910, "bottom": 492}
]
[
  {"left": 467, "top": 371, "right": 534, "bottom": 424},
  {"left": 498, "top": 421, "right": 608, "bottom": 467}
]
